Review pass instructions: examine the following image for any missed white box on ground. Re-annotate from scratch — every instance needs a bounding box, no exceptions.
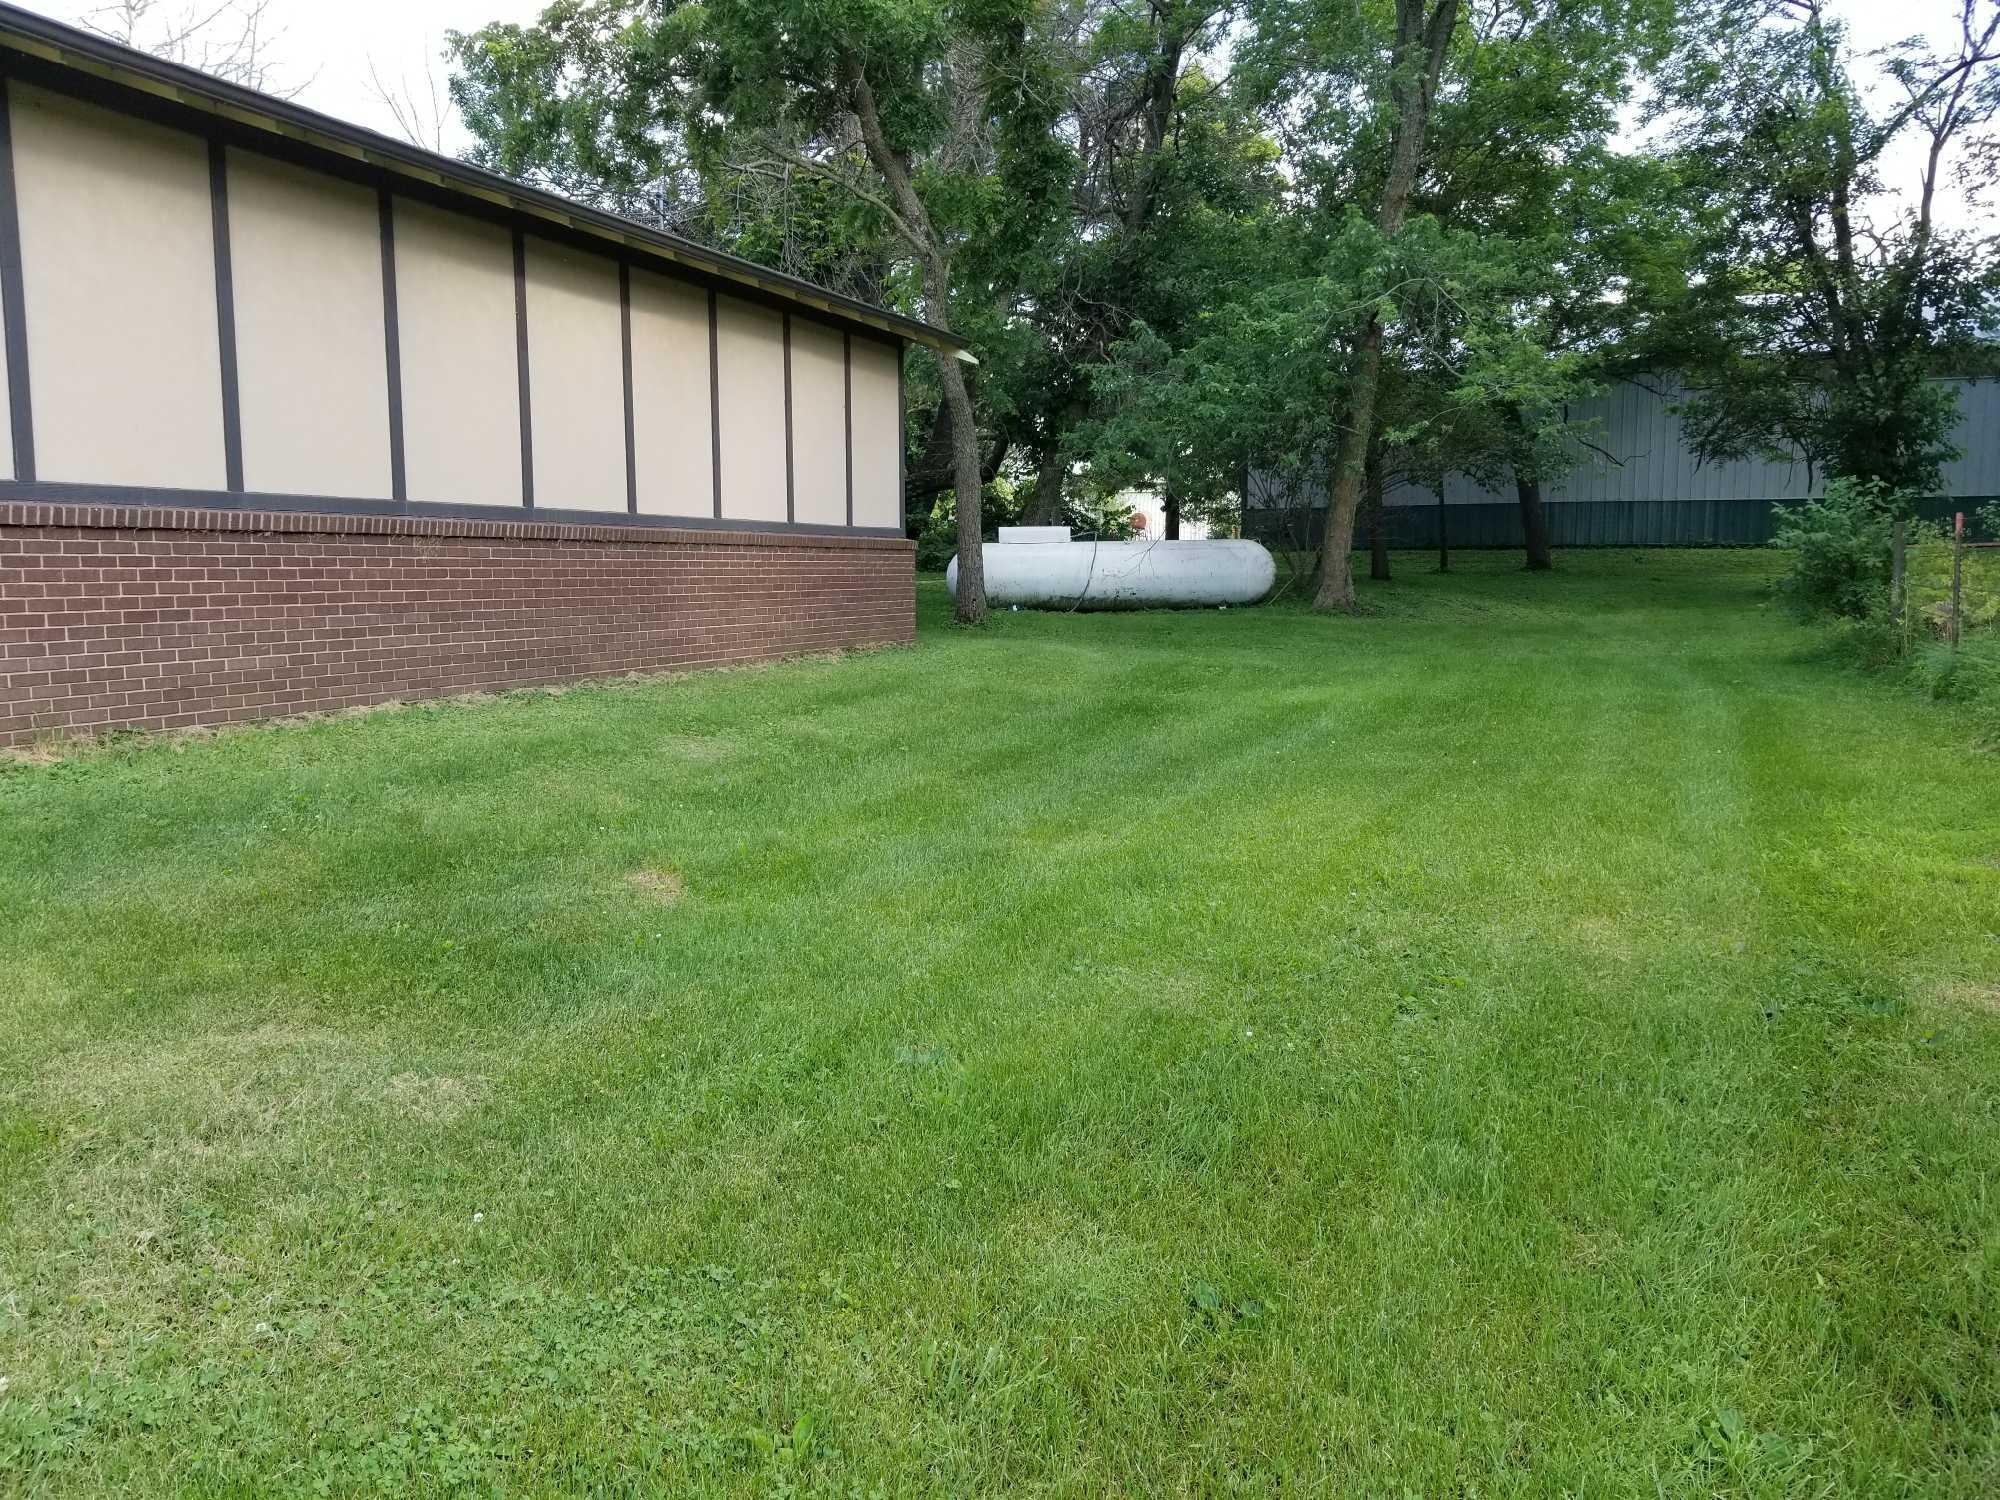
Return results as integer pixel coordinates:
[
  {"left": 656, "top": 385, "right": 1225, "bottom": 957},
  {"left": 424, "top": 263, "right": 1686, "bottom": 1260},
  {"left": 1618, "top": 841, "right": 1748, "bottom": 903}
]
[{"left": 997, "top": 526, "right": 1072, "bottom": 544}]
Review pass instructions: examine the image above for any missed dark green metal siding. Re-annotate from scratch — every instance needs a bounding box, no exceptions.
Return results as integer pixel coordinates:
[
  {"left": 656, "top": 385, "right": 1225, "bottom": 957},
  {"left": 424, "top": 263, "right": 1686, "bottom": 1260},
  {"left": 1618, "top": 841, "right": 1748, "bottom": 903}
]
[{"left": 1243, "top": 496, "right": 1998, "bottom": 552}]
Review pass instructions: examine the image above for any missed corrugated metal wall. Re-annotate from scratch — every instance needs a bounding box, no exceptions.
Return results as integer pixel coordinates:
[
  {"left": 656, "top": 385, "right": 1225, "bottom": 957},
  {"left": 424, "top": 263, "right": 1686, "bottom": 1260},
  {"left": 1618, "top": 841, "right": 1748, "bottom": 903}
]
[
  {"left": 1246, "top": 378, "right": 2000, "bottom": 548},
  {"left": 1245, "top": 495, "right": 1988, "bottom": 553}
]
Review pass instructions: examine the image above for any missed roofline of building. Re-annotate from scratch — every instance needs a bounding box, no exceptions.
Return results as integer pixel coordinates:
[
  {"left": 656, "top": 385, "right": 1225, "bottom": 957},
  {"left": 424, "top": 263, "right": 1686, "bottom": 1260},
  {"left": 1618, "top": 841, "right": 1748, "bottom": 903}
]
[{"left": 0, "top": 1, "right": 971, "bottom": 359}]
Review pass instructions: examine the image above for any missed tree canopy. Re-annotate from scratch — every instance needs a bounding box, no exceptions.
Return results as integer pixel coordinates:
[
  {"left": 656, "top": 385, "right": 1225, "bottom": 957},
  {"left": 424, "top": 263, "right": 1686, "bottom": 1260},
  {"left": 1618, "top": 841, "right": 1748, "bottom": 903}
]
[{"left": 445, "top": 0, "right": 2000, "bottom": 608}]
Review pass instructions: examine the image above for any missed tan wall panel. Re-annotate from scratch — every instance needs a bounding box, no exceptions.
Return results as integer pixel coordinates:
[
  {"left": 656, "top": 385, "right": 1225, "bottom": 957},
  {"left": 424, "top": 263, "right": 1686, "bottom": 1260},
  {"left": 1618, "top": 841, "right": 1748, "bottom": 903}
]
[
  {"left": 629, "top": 271, "right": 712, "bottom": 516},
  {"left": 849, "top": 336, "right": 902, "bottom": 529},
  {"left": 523, "top": 237, "right": 625, "bottom": 510},
  {"left": 715, "top": 295, "right": 787, "bottom": 522},
  {"left": 227, "top": 150, "right": 390, "bottom": 497},
  {"left": 392, "top": 197, "right": 521, "bottom": 505},
  {"left": 10, "top": 85, "right": 223, "bottom": 487},
  {"left": 789, "top": 317, "right": 848, "bottom": 525}
]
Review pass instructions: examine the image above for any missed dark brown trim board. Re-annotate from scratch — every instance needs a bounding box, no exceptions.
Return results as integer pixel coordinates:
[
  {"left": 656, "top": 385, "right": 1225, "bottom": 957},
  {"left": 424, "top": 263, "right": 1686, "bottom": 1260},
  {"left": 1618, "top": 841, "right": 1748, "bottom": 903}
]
[
  {"left": 782, "top": 312, "right": 795, "bottom": 524},
  {"left": 707, "top": 289, "right": 721, "bottom": 518},
  {"left": 619, "top": 259, "right": 636, "bottom": 513},
  {"left": 0, "top": 72, "right": 33, "bottom": 480},
  {"left": 512, "top": 226, "right": 532, "bottom": 507},
  {"left": 0, "top": 479, "right": 908, "bottom": 537},
  {"left": 896, "top": 340, "right": 907, "bottom": 534},
  {"left": 207, "top": 137, "right": 243, "bottom": 492},
  {"left": 842, "top": 332, "right": 854, "bottom": 528},
  {"left": 377, "top": 187, "right": 407, "bottom": 503}
]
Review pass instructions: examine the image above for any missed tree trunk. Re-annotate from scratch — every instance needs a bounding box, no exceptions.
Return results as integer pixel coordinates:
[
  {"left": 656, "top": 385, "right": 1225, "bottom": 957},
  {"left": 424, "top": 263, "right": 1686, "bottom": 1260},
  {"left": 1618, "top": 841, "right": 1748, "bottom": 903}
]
[
  {"left": 1436, "top": 487, "right": 1449, "bottom": 572},
  {"left": 1164, "top": 486, "right": 1181, "bottom": 540},
  {"left": 1366, "top": 440, "right": 1391, "bottom": 581},
  {"left": 1029, "top": 442, "right": 1067, "bottom": 526},
  {"left": 937, "top": 348, "right": 985, "bottom": 621},
  {"left": 844, "top": 53, "right": 984, "bottom": 621},
  {"left": 1516, "top": 470, "right": 1552, "bottom": 570},
  {"left": 1312, "top": 321, "right": 1385, "bottom": 610},
  {"left": 1311, "top": 0, "right": 1461, "bottom": 613}
]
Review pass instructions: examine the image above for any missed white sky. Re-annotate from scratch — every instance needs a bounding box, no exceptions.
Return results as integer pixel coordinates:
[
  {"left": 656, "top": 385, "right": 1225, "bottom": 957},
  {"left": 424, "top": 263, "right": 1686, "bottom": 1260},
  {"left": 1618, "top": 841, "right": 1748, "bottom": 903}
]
[
  {"left": 20, "top": 1, "right": 548, "bottom": 151},
  {"left": 13, "top": 0, "right": 1996, "bottom": 234}
]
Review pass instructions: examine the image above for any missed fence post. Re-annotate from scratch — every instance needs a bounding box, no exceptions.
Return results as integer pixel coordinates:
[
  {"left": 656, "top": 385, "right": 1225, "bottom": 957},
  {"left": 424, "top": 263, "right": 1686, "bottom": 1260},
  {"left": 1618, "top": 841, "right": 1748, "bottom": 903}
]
[
  {"left": 1890, "top": 516, "right": 1907, "bottom": 641},
  {"left": 1951, "top": 512, "right": 1965, "bottom": 654}
]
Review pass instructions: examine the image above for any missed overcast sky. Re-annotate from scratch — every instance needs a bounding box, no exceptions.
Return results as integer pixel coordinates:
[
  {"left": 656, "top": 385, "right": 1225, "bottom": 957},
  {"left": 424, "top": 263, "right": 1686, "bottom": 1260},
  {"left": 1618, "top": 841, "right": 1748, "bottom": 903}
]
[
  {"left": 22, "top": 1, "right": 548, "bottom": 151},
  {"left": 14, "top": 0, "right": 1993, "bottom": 232}
]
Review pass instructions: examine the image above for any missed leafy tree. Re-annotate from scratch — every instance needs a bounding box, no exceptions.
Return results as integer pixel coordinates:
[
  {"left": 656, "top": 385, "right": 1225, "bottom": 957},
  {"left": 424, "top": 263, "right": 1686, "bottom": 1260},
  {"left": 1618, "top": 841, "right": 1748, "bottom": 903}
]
[
  {"left": 1013, "top": 2, "right": 1260, "bottom": 529},
  {"left": 1415, "top": 0, "right": 1685, "bottom": 569},
  {"left": 1095, "top": 0, "right": 1671, "bottom": 584},
  {"left": 1243, "top": 0, "right": 1463, "bottom": 611},
  {"left": 453, "top": 0, "right": 1074, "bottom": 623},
  {"left": 1658, "top": 0, "right": 2000, "bottom": 502}
]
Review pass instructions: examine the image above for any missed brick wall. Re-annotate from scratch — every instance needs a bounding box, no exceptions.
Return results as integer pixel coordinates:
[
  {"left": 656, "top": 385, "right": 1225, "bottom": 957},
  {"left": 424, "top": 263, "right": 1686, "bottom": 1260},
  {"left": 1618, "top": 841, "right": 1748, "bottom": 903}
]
[{"left": 0, "top": 502, "right": 916, "bottom": 746}]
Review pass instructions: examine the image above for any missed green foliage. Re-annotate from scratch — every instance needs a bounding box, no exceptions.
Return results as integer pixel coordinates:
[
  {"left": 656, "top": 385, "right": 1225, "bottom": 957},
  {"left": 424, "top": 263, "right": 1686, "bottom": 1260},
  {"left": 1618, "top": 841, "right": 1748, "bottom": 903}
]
[
  {"left": 1769, "top": 478, "right": 1897, "bottom": 621},
  {"left": 912, "top": 478, "right": 1024, "bottom": 569},
  {"left": 445, "top": 0, "right": 1987, "bottom": 552},
  {"left": 1655, "top": 0, "right": 2000, "bottom": 494},
  {"left": 1774, "top": 480, "right": 2000, "bottom": 730}
]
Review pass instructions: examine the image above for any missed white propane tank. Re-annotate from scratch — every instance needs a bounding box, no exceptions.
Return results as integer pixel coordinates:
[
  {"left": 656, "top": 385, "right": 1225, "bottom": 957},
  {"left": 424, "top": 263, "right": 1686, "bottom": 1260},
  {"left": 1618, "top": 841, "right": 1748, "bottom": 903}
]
[{"left": 947, "top": 533, "right": 1276, "bottom": 610}]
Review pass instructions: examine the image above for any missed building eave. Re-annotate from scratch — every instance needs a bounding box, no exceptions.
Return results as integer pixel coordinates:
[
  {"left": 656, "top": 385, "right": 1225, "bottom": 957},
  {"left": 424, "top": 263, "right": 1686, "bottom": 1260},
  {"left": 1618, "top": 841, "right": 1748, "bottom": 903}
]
[{"left": 0, "top": 1, "right": 967, "bottom": 357}]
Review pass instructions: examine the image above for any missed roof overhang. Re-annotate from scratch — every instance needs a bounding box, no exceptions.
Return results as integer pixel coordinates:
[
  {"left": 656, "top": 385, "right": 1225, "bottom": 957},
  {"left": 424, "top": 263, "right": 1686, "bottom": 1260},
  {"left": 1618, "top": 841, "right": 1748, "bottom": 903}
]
[{"left": 0, "top": 1, "right": 969, "bottom": 359}]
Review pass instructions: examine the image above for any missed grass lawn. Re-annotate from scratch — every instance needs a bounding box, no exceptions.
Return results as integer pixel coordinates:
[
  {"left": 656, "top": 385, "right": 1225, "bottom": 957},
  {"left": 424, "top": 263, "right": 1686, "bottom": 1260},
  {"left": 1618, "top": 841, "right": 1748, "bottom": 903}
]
[{"left": 2, "top": 550, "right": 1997, "bottom": 1496}]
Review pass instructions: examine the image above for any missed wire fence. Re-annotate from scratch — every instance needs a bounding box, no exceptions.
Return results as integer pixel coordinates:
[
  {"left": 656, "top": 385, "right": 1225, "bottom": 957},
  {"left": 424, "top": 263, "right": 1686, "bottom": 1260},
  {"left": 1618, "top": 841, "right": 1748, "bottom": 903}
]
[
  {"left": 1899, "top": 513, "right": 2000, "bottom": 700},
  {"left": 1905, "top": 515, "right": 1998, "bottom": 645}
]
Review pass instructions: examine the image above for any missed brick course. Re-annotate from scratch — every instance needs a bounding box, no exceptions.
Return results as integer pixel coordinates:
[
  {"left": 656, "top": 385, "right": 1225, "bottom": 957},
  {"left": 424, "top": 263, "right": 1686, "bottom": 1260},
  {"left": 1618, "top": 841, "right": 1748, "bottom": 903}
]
[{"left": 0, "top": 502, "right": 915, "bottom": 745}]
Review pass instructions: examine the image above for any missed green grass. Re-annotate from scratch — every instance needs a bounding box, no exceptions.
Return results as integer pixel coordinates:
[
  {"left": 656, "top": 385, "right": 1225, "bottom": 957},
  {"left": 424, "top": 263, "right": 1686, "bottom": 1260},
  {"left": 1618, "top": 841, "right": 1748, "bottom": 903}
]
[{"left": 2, "top": 549, "right": 1997, "bottom": 1496}]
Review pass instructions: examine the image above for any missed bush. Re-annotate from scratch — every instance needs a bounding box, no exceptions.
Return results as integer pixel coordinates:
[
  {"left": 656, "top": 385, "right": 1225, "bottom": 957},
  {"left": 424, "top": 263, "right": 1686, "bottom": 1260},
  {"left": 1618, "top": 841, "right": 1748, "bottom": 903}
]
[
  {"left": 1769, "top": 478, "right": 1897, "bottom": 620},
  {"left": 912, "top": 479, "right": 1024, "bottom": 572}
]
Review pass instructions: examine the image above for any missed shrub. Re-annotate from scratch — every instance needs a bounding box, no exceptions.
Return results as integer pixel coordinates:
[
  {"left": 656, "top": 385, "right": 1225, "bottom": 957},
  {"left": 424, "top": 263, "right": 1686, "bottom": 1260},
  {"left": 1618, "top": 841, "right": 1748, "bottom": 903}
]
[
  {"left": 913, "top": 479, "right": 1024, "bottom": 572},
  {"left": 1769, "top": 478, "right": 1898, "bottom": 620}
]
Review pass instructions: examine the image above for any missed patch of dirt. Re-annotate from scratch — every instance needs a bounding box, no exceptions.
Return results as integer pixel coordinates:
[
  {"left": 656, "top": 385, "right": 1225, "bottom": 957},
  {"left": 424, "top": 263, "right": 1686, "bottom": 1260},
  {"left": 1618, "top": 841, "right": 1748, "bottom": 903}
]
[
  {"left": 660, "top": 734, "right": 736, "bottom": 761},
  {"left": 382, "top": 1071, "right": 487, "bottom": 1123},
  {"left": 1567, "top": 1226, "right": 1627, "bottom": 1270},
  {"left": 624, "top": 868, "right": 686, "bottom": 905},
  {"left": 1939, "top": 981, "right": 2000, "bottom": 1015},
  {"left": 1568, "top": 914, "right": 1640, "bottom": 963},
  {"left": 10, "top": 1026, "right": 492, "bottom": 1344},
  {"left": 0, "top": 741, "right": 69, "bottom": 767}
]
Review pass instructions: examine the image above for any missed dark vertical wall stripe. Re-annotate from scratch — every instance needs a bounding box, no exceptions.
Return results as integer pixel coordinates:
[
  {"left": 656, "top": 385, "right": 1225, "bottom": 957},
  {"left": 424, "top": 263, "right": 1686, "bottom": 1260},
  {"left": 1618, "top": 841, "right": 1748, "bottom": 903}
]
[
  {"left": 619, "top": 260, "right": 636, "bottom": 513},
  {"left": 0, "top": 75, "right": 35, "bottom": 481},
  {"left": 707, "top": 289, "right": 721, "bottom": 518},
  {"left": 207, "top": 138, "right": 243, "bottom": 492},
  {"left": 782, "top": 312, "right": 794, "bottom": 524},
  {"left": 842, "top": 332, "right": 854, "bottom": 528},
  {"left": 896, "top": 340, "right": 907, "bottom": 534},
  {"left": 513, "top": 228, "right": 532, "bottom": 507},
  {"left": 377, "top": 189, "right": 406, "bottom": 503}
]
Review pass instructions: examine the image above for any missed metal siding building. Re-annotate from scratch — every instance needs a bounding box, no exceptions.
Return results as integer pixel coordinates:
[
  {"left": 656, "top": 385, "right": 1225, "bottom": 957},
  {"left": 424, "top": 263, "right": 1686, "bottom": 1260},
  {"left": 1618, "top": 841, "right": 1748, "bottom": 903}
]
[{"left": 1248, "top": 378, "right": 2000, "bottom": 549}]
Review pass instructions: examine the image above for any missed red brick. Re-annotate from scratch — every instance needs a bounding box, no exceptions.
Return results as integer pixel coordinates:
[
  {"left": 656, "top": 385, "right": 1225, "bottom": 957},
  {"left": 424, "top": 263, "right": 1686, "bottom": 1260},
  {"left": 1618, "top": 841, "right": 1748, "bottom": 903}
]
[{"left": 0, "top": 501, "right": 914, "bottom": 745}]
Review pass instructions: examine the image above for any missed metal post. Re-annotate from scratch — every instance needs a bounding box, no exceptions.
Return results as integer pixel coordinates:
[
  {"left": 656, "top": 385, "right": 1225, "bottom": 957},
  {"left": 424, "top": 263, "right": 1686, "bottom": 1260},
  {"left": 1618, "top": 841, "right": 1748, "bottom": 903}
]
[
  {"left": 1951, "top": 512, "right": 1965, "bottom": 654},
  {"left": 1890, "top": 516, "right": 1907, "bottom": 637}
]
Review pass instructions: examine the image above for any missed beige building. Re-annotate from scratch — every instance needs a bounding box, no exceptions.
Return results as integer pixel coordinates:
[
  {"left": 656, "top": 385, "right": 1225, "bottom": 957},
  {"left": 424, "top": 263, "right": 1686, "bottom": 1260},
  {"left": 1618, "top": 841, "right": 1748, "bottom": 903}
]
[{"left": 0, "top": 4, "right": 962, "bottom": 531}]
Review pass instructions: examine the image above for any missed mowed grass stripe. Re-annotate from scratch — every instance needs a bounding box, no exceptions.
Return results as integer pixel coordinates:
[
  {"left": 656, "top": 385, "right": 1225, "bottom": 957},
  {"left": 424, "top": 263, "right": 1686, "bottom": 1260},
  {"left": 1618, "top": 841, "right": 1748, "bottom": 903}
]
[{"left": 1, "top": 550, "right": 1996, "bottom": 1495}]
